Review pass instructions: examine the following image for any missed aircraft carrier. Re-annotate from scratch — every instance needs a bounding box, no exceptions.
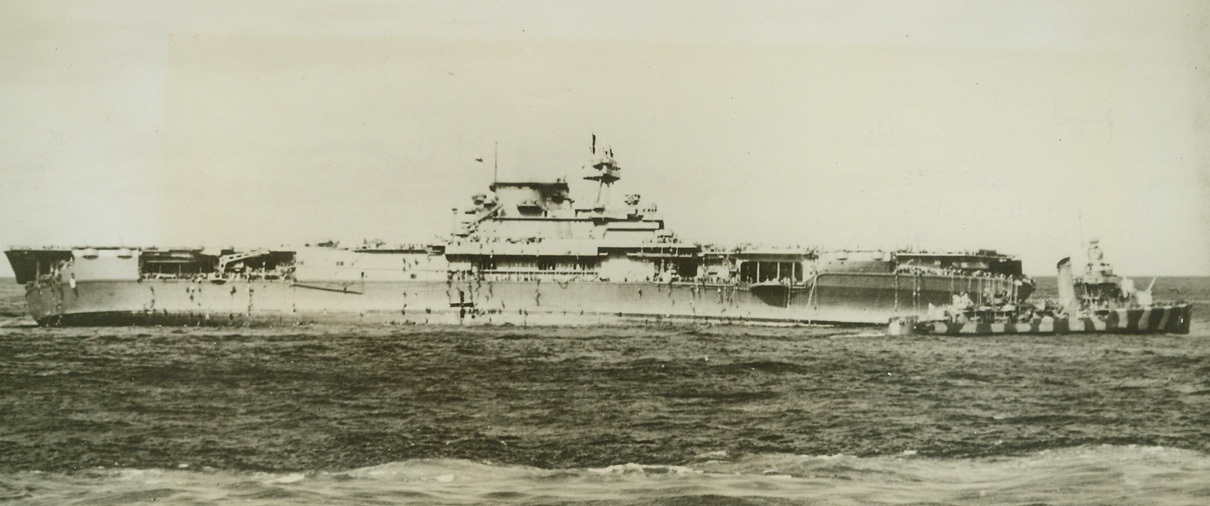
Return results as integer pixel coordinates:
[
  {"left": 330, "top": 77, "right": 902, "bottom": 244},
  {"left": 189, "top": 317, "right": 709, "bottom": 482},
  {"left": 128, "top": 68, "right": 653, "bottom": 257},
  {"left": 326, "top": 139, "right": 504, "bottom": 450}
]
[{"left": 6, "top": 140, "right": 1034, "bottom": 326}]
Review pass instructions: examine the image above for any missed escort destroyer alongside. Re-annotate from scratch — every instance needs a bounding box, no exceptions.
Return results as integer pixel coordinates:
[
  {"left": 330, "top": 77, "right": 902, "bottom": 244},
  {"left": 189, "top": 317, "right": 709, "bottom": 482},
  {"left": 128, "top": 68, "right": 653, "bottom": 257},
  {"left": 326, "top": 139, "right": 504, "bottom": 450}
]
[
  {"left": 889, "top": 240, "right": 1192, "bottom": 336},
  {"left": 8, "top": 141, "right": 1036, "bottom": 327}
]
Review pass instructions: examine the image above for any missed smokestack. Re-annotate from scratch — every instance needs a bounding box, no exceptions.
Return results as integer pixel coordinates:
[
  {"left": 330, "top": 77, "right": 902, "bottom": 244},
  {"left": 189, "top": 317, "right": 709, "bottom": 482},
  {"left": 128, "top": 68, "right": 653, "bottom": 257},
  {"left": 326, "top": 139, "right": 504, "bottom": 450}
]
[{"left": 1056, "top": 257, "right": 1077, "bottom": 314}]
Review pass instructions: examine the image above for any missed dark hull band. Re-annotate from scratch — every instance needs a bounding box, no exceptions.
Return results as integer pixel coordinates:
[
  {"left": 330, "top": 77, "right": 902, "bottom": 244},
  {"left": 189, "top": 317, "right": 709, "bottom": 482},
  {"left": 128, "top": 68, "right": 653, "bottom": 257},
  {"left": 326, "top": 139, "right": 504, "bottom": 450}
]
[{"left": 33, "top": 309, "right": 876, "bottom": 328}]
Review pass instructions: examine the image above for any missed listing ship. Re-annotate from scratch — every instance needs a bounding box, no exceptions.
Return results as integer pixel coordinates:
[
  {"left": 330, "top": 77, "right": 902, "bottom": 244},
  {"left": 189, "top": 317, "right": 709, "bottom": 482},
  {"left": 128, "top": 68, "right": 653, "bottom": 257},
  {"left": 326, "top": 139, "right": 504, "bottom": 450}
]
[
  {"left": 7, "top": 141, "right": 1034, "bottom": 327},
  {"left": 890, "top": 239, "right": 1192, "bottom": 336}
]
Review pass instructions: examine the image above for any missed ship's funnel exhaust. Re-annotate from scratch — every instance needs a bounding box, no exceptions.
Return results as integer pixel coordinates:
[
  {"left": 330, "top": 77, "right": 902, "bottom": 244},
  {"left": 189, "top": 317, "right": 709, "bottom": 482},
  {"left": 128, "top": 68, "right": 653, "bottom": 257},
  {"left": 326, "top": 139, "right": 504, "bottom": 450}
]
[{"left": 1056, "top": 257, "right": 1077, "bottom": 314}]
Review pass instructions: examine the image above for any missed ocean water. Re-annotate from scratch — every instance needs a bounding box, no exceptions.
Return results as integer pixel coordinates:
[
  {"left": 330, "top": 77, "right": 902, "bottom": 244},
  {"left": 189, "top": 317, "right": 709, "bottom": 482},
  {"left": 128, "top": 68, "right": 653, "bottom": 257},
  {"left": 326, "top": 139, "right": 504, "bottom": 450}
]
[{"left": 1, "top": 277, "right": 1208, "bottom": 504}]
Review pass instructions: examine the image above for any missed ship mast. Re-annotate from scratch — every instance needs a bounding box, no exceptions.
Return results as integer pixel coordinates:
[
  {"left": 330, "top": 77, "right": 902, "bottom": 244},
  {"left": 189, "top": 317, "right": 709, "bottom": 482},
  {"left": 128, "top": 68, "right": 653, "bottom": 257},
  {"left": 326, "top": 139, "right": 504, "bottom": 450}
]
[{"left": 584, "top": 134, "right": 621, "bottom": 211}]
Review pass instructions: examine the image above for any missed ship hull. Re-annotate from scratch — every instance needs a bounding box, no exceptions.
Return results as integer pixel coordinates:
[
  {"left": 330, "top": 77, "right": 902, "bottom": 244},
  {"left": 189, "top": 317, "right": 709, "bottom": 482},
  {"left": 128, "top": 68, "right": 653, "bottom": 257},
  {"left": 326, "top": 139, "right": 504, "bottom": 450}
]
[
  {"left": 22, "top": 272, "right": 1020, "bottom": 327},
  {"left": 801, "top": 272, "right": 1024, "bottom": 313}
]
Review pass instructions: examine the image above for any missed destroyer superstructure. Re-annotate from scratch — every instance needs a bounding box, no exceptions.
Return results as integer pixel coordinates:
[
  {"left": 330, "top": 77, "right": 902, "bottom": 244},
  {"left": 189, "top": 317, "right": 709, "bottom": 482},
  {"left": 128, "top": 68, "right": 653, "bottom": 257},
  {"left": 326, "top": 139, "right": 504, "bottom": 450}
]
[{"left": 7, "top": 140, "right": 1033, "bottom": 326}]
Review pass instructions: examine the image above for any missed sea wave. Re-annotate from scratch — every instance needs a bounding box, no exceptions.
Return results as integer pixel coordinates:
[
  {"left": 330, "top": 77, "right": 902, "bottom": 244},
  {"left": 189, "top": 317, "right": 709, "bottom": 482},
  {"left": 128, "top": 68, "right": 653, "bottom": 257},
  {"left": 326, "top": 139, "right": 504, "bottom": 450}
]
[{"left": 3, "top": 446, "right": 1209, "bottom": 505}]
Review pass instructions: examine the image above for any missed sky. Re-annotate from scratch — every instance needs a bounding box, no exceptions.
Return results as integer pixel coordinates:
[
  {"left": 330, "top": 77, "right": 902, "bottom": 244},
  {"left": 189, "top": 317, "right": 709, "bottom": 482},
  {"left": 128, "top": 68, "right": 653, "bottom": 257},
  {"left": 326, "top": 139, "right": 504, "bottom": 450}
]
[{"left": 1, "top": 0, "right": 1207, "bottom": 276}]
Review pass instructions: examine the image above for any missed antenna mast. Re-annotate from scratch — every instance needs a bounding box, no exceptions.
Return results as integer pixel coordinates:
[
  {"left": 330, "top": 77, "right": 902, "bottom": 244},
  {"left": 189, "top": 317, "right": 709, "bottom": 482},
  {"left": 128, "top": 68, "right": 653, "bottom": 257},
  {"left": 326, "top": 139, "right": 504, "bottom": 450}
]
[{"left": 583, "top": 134, "right": 620, "bottom": 211}]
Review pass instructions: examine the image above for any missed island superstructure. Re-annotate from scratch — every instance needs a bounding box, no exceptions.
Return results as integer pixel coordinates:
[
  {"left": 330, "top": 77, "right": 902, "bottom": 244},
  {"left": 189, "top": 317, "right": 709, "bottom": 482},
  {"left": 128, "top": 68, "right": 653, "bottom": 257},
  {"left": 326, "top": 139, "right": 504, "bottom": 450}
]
[{"left": 6, "top": 140, "right": 1034, "bottom": 326}]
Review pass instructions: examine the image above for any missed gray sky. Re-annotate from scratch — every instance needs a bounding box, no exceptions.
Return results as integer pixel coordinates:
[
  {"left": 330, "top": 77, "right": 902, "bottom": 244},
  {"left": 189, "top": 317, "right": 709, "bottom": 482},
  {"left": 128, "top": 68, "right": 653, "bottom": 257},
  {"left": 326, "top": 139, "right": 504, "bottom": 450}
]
[{"left": 2, "top": 0, "right": 1207, "bottom": 276}]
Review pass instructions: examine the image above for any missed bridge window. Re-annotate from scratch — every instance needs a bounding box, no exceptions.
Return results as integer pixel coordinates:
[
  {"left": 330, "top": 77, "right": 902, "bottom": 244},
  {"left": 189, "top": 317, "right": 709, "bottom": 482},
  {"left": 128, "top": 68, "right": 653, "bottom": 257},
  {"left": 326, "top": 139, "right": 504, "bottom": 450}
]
[{"left": 537, "top": 259, "right": 557, "bottom": 271}]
